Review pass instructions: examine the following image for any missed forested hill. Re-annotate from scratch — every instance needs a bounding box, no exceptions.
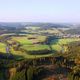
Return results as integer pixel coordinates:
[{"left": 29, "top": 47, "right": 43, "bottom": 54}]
[
  {"left": 65, "top": 27, "right": 80, "bottom": 34},
  {"left": 0, "top": 22, "right": 71, "bottom": 28}
]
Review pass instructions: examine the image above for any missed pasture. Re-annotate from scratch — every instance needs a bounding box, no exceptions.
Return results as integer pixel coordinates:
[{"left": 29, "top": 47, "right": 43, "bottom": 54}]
[
  {"left": 51, "top": 38, "right": 80, "bottom": 52},
  {"left": 2, "top": 36, "right": 80, "bottom": 59},
  {"left": 11, "top": 36, "right": 32, "bottom": 45},
  {"left": 0, "top": 42, "right": 6, "bottom": 53},
  {"left": 21, "top": 45, "right": 50, "bottom": 51},
  {"left": 10, "top": 46, "right": 53, "bottom": 59},
  {"left": 7, "top": 35, "right": 51, "bottom": 59},
  {"left": 38, "top": 28, "right": 61, "bottom": 34},
  {"left": 10, "top": 35, "right": 46, "bottom": 45}
]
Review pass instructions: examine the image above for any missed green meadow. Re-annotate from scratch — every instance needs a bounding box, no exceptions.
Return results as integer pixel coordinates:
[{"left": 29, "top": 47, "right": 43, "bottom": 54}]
[
  {"left": 21, "top": 45, "right": 50, "bottom": 51},
  {"left": 0, "top": 36, "right": 80, "bottom": 59},
  {"left": 0, "top": 42, "right": 6, "bottom": 53},
  {"left": 51, "top": 38, "right": 80, "bottom": 52}
]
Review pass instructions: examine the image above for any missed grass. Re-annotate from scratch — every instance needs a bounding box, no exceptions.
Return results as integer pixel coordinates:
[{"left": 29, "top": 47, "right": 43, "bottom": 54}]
[
  {"left": 51, "top": 38, "right": 80, "bottom": 52},
  {"left": 10, "top": 38, "right": 80, "bottom": 59},
  {"left": 38, "top": 29, "right": 61, "bottom": 34},
  {"left": 11, "top": 36, "right": 32, "bottom": 45},
  {"left": 21, "top": 45, "right": 50, "bottom": 51},
  {"left": 11, "top": 35, "right": 46, "bottom": 45},
  {"left": 27, "top": 35, "right": 47, "bottom": 42},
  {"left": 9, "top": 36, "right": 51, "bottom": 59},
  {"left": 56, "top": 38, "right": 80, "bottom": 44},
  {"left": 52, "top": 44, "right": 62, "bottom": 52},
  {"left": 10, "top": 46, "right": 53, "bottom": 59},
  {"left": 2, "top": 37, "right": 80, "bottom": 59},
  {"left": 0, "top": 43, "right": 6, "bottom": 53}
]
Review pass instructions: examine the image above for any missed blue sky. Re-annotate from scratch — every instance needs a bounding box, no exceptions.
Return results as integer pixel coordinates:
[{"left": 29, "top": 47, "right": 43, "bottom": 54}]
[{"left": 0, "top": 0, "right": 80, "bottom": 22}]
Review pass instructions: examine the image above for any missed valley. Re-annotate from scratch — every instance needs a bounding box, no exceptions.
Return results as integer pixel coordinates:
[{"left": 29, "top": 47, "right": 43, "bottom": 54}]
[{"left": 0, "top": 23, "right": 80, "bottom": 80}]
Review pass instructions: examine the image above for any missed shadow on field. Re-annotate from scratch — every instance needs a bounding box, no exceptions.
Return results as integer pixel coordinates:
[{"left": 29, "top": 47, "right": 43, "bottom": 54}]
[
  {"left": 47, "top": 36, "right": 59, "bottom": 45},
  {"left": 50, "top": 38, "right": 59, "bottom": 45},
  {"left": 0, "top": 52, "right": 24, "bottom": 60}
]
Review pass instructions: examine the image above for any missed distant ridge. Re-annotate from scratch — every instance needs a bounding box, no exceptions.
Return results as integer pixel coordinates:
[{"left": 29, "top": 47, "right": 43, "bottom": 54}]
[{"left": 0, "top": 22, "right": 80, "bottom": 29}]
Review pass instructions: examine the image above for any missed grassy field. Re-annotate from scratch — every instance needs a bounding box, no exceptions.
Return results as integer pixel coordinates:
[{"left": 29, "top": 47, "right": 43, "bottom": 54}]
[
  {"left": 38, "top": 29, "right": 61, "bottom": 34},
  {"left": 11, "top": 35, "right": 46, "bottom": 45},
  {"left": 21, "top": 45, "right": 50, "bottom": 51},
  {"left": 11, "top": 36, "right": 32, "bottom": 45},
  {"left": 27, "top": 35, "right": 47, "bottom": 42},
  {"left": 0, "top": 42, "right": 6, "bottom": 53},
  {"left": 51, "top": 38, "right": 80, "bottom": 52},
  {"left": 9, "top": 37, "right": 80, "bottom": 59},
  {"left": 8, "top": 36, "right": 51, "bottom": 59},
  {"left": 1, "top": 36, "right": 80, "bottom": 59},
  {"left": 10, "top": 46, "right": 53, "bottom": 59}
]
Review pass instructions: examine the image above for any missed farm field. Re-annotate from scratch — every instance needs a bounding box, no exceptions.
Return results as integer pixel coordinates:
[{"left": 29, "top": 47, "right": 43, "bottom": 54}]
[
  {"left": 21, "top": 45, "right": 50, "bottom": 51},
  {"left": 0, "top": 42, "right": 6, "bottom": 53},
  {"left": 10, "top": 47, "right": 53, "bottom": 59},
  {"left": 0, "top": 36, "right": 80, "bottom": 59},
  {"left": 39, "top": 29, "right": 61, "bottom": 34},
  {"left": 6, "top": 35, "right": 51, "bottom": 59},
  {"left": 51, "top": 38, "right": 80, "bottom": 52},
  {"left": 8, "top": 37, "right": 80, "bottom": 59},
  {"left": 10, "top": 35, "right": 46, "bottom": 45},
  {"left": 0, "top": 23, "right": 80, "bottom": 80},
  {"left": 11, "top": 36, "right": 33, "bottom": 45}
]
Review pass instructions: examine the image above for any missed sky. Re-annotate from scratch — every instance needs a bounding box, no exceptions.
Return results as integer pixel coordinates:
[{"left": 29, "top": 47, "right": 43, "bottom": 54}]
[{"left": 0, "top": 0, "right": 80, "bottom": 23}]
